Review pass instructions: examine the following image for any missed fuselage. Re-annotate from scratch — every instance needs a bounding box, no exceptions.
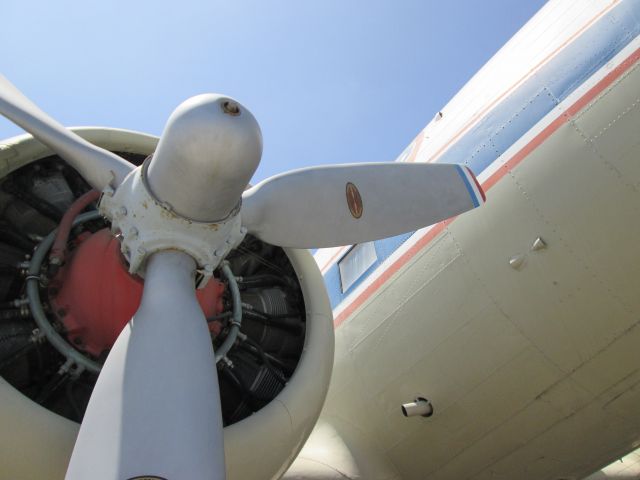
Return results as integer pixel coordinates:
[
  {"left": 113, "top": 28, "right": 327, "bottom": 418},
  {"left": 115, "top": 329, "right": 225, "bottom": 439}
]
[
  {"left": 0, "top": 1, "right": 639, "bottom": 479},
  {"left": 308, "top": 1, "right": 640, "bottom": 478}
]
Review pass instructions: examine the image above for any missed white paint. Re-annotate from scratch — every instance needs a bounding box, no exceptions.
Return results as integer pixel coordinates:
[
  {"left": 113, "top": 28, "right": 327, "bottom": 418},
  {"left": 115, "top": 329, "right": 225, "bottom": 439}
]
[
  {"left": 147, "top": 94, "right": 262, "bottom": 222},
  {"left": 100, "top": 162, "right": 246, "bottom": 286}
]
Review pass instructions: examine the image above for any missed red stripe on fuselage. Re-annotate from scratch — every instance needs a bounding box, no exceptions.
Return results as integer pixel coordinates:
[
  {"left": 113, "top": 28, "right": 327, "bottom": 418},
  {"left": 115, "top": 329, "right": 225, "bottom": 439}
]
[
  {"left": 333, "top": 45, "right": 640, "bottom": 328},
  {"left": 419, "top": 0, "right": 621, "bottom": 165}
]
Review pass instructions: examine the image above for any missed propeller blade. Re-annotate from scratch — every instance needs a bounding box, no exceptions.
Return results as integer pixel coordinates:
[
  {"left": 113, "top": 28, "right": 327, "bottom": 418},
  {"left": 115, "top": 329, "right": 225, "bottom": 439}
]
[
  {"left": 241, "top": 162, "right": 485, "bottom": 248},
  {"left": 65, "top": 251, "right": 225, "bottom": 480},
  {"left": 0, "top": 75, "right": 133, "bottom": 190}
]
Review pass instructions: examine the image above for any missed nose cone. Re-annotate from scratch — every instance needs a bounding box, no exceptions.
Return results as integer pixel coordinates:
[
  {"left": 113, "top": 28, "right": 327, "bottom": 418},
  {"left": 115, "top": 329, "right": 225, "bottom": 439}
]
[{"left": 147, "top": 94, "right": 262, "bottom": 222}]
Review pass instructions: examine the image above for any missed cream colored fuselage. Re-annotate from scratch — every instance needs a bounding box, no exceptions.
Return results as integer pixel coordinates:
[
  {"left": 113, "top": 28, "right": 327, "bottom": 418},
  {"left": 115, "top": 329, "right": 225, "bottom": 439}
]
[{"left": 303, "top": 2, "right": 640, "bottom": 479}]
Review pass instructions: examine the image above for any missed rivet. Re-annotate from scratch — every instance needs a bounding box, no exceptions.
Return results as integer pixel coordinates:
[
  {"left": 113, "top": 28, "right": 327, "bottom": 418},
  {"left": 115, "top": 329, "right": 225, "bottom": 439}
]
[
  {"left": 531, "top": 237, "right": 547, "bottom": 251},
  {"left": 509, "top": 254, "right": 526, "bottom": 270}
]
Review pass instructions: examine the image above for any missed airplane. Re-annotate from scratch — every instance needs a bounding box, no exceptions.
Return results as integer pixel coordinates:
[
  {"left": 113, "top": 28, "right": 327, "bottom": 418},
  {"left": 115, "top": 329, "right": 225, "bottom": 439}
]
[{"left": 0, "top": 0, "right": 639, "bottom": 479}]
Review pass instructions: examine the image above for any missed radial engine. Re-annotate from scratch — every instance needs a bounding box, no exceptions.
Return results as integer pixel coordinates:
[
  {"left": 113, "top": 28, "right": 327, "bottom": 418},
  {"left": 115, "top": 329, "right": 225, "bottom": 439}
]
[{"left": 0, "top": 129, "right": 334, "bottom": 480}]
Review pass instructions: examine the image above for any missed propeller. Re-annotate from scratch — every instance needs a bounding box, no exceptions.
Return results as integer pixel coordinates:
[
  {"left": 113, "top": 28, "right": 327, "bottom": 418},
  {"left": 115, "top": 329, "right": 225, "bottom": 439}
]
[
  {"left": 0, "top": 75, "right": 133, "bottom": 189},
  {"left": 0, "top": 75, "right": 485, "bottom": 480},
  {"left": 242, "top": 162, "right": 484, "bottom": 248},
  {"left": 65, "top": 250, "right": 225, "bottom": 479}
]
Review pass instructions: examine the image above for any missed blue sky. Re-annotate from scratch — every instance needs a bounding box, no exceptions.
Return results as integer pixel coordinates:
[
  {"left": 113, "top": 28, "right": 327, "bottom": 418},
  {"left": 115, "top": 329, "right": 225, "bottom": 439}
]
[{"left": 1, "top": 0, "right": 546, "bottom": 182}]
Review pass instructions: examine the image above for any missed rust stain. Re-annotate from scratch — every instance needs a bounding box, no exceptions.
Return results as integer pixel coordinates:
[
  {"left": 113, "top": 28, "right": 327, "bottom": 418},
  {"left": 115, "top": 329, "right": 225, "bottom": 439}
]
[{"left": 159, "top": 208, "right": 178, "bottom": 220}]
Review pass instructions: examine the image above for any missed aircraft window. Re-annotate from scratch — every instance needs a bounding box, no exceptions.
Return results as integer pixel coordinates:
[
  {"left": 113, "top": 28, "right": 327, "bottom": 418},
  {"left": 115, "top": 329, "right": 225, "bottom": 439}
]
[{"left": 338, "top": 242, "right": 377, "bottom": 293}]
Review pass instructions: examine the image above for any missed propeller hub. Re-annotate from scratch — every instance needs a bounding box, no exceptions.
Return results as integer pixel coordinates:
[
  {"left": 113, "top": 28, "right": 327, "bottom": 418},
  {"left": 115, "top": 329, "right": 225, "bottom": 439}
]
[
  {"left": 147, "top": 94, "right": 262, "bottom": 222},
  {"left": 100, "top": 160, "right": 247, "bottom": 283}
]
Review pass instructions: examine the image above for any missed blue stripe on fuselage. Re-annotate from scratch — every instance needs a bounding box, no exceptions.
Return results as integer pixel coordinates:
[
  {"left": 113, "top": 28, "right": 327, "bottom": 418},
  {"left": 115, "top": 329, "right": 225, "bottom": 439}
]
[{"left": 322, "top": 0, "right": 640, "bottom": 309}]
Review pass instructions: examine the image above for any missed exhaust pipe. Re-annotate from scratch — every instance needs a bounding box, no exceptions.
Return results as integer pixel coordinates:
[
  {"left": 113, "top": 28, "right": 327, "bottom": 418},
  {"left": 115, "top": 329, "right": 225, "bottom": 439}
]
[{"left": 401, "top": 397, "right": 433, "bottom": 418}]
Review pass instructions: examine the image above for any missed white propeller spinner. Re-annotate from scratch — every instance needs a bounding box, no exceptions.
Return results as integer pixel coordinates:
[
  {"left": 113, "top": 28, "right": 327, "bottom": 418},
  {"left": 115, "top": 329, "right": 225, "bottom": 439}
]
[{"left": 147, "top": 93, "right": 262, "bottom": 222}]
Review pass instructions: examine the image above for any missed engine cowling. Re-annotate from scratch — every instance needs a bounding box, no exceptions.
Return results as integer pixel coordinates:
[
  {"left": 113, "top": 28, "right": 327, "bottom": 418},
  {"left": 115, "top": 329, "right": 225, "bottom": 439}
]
[{"left": 0, "top": 128, "right": 334, "bottom": 480}]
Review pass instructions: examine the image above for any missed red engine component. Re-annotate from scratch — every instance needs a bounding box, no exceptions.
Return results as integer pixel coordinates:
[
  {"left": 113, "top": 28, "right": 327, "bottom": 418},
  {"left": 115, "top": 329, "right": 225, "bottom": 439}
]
[{"left": 48, "top": 228, "right": 226, "bottom": 358}]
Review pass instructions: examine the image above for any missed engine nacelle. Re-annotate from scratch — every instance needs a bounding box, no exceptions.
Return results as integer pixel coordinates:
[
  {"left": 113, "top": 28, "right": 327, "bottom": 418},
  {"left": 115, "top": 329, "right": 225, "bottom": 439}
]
[{"left": 0, "top": 129, "right": 334, "bottom": 480}]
